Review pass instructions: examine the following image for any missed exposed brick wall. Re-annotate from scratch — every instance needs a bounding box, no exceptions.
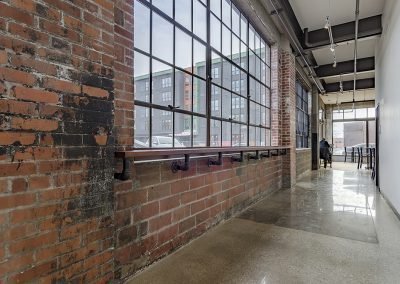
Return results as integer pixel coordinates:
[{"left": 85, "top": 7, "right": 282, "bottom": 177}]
[
  {"left": 0, "top": 0, "right": 298, "bottom": 282},
  {"left": 0, "top": 0, "right": 115, "bottom": 282},
  {"left": 113, "top": 156, "right": 284, "bottom": 279},
  {"left": 296, "top": 149, "right": 311, "bottom": 178}
]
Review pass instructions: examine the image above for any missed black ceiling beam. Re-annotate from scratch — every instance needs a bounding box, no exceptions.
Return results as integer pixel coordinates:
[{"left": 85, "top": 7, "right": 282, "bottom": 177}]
[
  {"left": 323, "top": 78, "right": 375, "bottom": 93},
  {"left": 304, "top": 15, "right": 382, "bottom": 50},
  {"left": 315, "top": 57, "right": 375, "bottom": 78}
]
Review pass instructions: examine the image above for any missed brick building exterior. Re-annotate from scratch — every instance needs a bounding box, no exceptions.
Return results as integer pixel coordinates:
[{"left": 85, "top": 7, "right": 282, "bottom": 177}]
[{"left": 0, "top": 0, "right": 303, "bottom": 282}]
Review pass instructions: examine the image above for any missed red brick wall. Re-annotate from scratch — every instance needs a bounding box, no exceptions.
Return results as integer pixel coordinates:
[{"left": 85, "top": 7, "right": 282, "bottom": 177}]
[
  {"left": 114, "top": 156, "right": 284, "bottom": 279},
  {"left": 0, "top": 0, "right": 298, "bottom": 282},
  {"left": 0, "top": 0, "right": 115, "bottom": 282}
]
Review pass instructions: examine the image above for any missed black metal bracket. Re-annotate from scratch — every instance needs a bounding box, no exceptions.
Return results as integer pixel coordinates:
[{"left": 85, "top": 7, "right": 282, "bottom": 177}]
[
  {"left": 114, "top": 158, "right": 131, "bottom": 181},
  {"left": 260, "top": 150, "right": 271, "bottom": 158},
  {"left": 171, "top": 154, "right": 190, "bottom": 173},
  {"left": 208, "top": 152, "right": 223, "bottom": 167},
  {"left": 248, "top": 151, "right": 260, "bottom": 160},
  {"left": 231, "top": 152, "right": 244, "bottom": 163},
  {"left": 271, "top": 149, "right": 280, "bottom": 156}
]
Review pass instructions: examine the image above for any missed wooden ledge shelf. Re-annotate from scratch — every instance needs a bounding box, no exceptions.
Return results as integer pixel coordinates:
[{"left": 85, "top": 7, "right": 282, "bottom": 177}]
[{"left": 114, "top": 146, "right": 291, "bottom": 180}]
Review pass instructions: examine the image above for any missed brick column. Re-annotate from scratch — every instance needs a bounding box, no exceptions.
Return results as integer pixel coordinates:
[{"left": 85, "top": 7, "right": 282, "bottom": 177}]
[{"left": 278, "top": 40, "right": 296, "bottom": 188}]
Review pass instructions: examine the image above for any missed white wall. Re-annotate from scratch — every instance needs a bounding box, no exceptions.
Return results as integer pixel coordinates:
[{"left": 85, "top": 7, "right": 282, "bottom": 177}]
[{"left": 376, "top": 0, "right": 400, "bottom": 213}]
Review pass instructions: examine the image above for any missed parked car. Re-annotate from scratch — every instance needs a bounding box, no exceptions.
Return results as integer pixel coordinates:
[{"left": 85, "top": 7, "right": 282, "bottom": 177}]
[
  {"left": 134, "top": 139, "right": 148, "bottom": 148},
  {"left": 146, "top": 136, "right": 185, "bottom": 148}
]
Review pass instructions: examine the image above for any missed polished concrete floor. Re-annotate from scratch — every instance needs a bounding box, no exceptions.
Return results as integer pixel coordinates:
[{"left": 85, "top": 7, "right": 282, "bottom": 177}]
[{"left": 127, "top": 167, "right": 400, "bottom": 284}]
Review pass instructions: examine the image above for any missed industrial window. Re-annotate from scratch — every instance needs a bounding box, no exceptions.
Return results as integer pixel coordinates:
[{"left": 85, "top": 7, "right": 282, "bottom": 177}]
[
  {"left": 134, "top": 0, "right": 271, "bottom": 148},
  {"left": 296, "top": 81, "right": 309, "bottom": 148}
]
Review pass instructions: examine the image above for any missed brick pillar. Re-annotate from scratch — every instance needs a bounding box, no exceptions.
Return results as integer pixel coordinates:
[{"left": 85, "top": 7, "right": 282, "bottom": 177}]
[
  {"left": 270, "top": 44, "right": 281, "bottom": 146},
  {"left": 280, "top": 40, "right": 297, "bottom": 188}
]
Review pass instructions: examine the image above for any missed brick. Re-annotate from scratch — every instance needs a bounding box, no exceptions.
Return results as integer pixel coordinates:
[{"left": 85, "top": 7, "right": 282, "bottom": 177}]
[
  {"left": 82, "top": 85, "right": 109, "bottom": 98},
  {"left": 0, "top": 2, "right": 34, "bottom": 25},
  {"left": 10, "top": 260, "right": 57, "bottom": 283},
  {"left": 43, "top": 77, "right": 81, "bottom": 94},
  {"left": 0, "top": 162, "right": 35, "bottom": 177},
  {"left": 0, "top": 67, "right": 37, "bottom": 86},
  {"left": 12, "top": 178, "right": 27, "bottom": 193},
  {"left": 12, "top": 86, "right": 59, "bottom": 103},
  {"left": 0, "top": 193, "right": 35, "bottom": 210},
  {"left": 0, "top": 253, "right": 34, "bottom": 276},
  {"left": 159, "top": 196, "right": 180, "bottom": 212},
  {"left": 0, "top": 99, "right": 37, "bottom": 116},
  {"left": 29, "top": 175, "right": 51, "bottom": 190},
  {"left": 0, "top": 50, "right": 7, "bottom": 64},
  {"left": 11, "top": 117, "right": 59, "bottom": 131},
  {"left": 0, "top": 132, "right": 36, "bottom": 145},
  {"left": 8, "top": 22, "right": 49, "bottom": 44}
]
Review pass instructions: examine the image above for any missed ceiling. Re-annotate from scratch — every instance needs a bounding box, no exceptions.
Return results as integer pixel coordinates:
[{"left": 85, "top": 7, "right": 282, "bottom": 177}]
[
  {"left": 320, "top": 89, "right": 375, "bottom": 105},
  {"left": 287, "top": 0, "right": 385, "bottom": 104}
]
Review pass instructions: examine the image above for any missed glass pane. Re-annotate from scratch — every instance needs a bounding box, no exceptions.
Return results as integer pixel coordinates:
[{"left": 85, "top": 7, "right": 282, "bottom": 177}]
[
  {"left": 175, "top": 28, "right": 192, "bottom": 70},
  {"left": 152, "top": 109, "right": 173, "bottom": 147},
  {"left": 240, "top": 71, "right": 247, "bottom": 97},
  {"left": 221, "top": 90, "right": 231, "bottom": 119},
  {"left": 232, "top": 35, "right": 240, "bottom": 62},
  {"left": 222, "top": 60, "right": 231, "bottom": 90},
  {"left": 266, "top": 108, "right": 271, "bottom": 127},
  {"left": 222, "top": 121, "right": 231, "bottom": 146},
  {"left": 134, "top": 106, "right": 150, "bottom": 147},
  {"left": 152, "top": 0, "right": 173, "bottom": 17},
  {"left": 193, "top": 78, "right": 207, "bottom": 115},
  {"left": 265, "top": 44, "right": 271, "bottom": 66},
  {"left": 211, "top": 15, "right": 221, "bottom": 51},
  {"left": 211, "top": 84, "right": 221, "bottom": 117},
  {"left": 241, "top": 124, "right": 248, "bottom": 146},
  {"left": 249, "top": 51, "right": 256, "bottom": 76},
  {"left": 344, "top": 109, "right": 355, "bottom": 119},
  {"left": 211, "top": 0, "right": 221, "bottom": 18},
  {"left": 356, "top": 108, "right": 367, "bottom": 119},
  {"left": 333, "top": 110, "right": 343, "bottom": 120},
  {"left": 193, "top": 116, "right": 207, "bottom": 147},
  {"left": 175, "top": 70, "right": 192, "bottom": 111},
  {"left": 175, "top": 112, "right": 192, "bottom": 147},
  {"left": 232, "top": 123, "right": 240, "bottom": 146},
  {"left": 260, "top": 107, "right": 266, "bottom": 126},
  {"left": 368, "top": 108, "right": 376, "bottom": 118},
  {"left": 255, "top": 56, "right": 261, "bottom": 81},
  {"left": 249, "top": 77, "right": 256, "bottom": 100},
  {"left": 211, "top": 119, "right": 221, "bottom": 146},
  {"left": 260, "top": 40, "right": 266, "bottom": 63},
  {"left": 240, "top": 15, "right": 247, "bottom": 43},
  {"left": 265, "top": 87, "right": 271, "bottom": 107},
  {"left": 193, "top": 39, "right": 206, "bottom": 78},
  {"left": 231, "top": 93, "right": 241, "bottom": 121},
  {"left": 193, "top": 0, "right": 207, "bottom": 41},
  {"left": 265, "top": 66, "right": 271, "bottom": 87},
  {"left": 222, "top": 26, "right": 231, "bottom": 58},
  {"left": 232, "top": 4, "right": 240, "bottom": 36},
  {"left": 265, "top": 129, "right": 271, "bottom": 146},
  {"left": 249, "top": 25, "right": 255, "bottom": 51},
  {"left": 240, "top": 41, "right": 247, "bottom": 70},
  {"left": 255, "top": 104, "right": 261, "bottom": 125},
  {"left": 175, "top": 0, "right": 191, "bottom": 30},
  {"left": 222, "top": 0, "right": 231, "bottom": 28},
  {"left": 255, "top": 33, "right": 261, "bottom": 57},
  {"left": 134, "top": 52, "right": 150, "bottom": 102},
  {"left": 211, "top": 52, "right": 222, "bottom": 86},
  {"left": 240, "top": 97, "right": 247, "bottom": 123},
  {"left": 134, "top": 1, "right": 150, "bottom": 53},
  {"left": 152, "top": 59, "right": 173, "bottom": 106},
  {"left": 152, "top": 13, "right": 173, "bottom": 63},
  {"left": 249, "top": 126, "right": 256, "bottom": 146},
  {"left": 250, "top": 101, "right": 256, "bottom": 125}
]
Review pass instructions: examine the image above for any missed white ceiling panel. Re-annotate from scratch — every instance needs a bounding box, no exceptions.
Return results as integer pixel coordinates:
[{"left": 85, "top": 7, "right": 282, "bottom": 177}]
[
  {"left": 289, "top": 0, "right": 384, "bottom": 31},
  {"left": 323, "top": 70, "right": 375, "bottom": 84},
  {"left": 312, "top": 37, "right": 378, "bottom": 65},
  {"left": 320, "top": 89, "right": 375, "bottom": 104}
]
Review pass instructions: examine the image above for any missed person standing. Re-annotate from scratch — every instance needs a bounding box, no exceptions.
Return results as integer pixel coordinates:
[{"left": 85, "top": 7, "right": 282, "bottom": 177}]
[{"left": 320, "top": 138, "right": 331, "bottom": 168}]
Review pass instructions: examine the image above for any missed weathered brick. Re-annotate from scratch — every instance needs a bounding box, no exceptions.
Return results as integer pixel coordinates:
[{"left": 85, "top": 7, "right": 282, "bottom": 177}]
[
  {"left": 12, "top": 86, "right": 59, "bottom": 103},
  {"left": 0, "top": 67, "right": 37, "bottom": 85},
  {"left": 11, "top": 117, "right": 59, "bottom": 131}
]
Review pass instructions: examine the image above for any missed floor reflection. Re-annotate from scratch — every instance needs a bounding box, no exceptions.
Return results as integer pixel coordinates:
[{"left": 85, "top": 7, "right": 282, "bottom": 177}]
[{"left": 239, "top": 169, "right": 378, "bottom": 243}]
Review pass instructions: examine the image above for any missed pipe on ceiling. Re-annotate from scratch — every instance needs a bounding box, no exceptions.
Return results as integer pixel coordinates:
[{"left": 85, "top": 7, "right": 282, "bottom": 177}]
[
  {"left": 353, "top": 0, "right": 360, "bottom": 105},
  {"left": 266, "top": 0, "right": 325, "bottom": 94}
]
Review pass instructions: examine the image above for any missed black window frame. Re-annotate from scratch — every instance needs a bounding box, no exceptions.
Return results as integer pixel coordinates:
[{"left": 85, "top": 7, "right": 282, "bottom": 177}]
[
  {"left": 296, "top": 80, "right": 309, "bottom": 148},
  {"left": 133, "top": 0, "right": 272, "bottom": 148}
]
